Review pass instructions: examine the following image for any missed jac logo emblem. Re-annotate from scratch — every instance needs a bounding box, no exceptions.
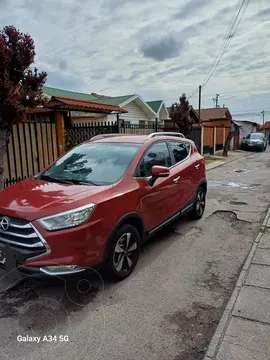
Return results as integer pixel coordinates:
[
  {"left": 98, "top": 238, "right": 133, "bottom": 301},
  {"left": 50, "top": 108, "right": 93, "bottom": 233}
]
[{"left": 0, "top": 217, "right": 10, "bottom": 231}]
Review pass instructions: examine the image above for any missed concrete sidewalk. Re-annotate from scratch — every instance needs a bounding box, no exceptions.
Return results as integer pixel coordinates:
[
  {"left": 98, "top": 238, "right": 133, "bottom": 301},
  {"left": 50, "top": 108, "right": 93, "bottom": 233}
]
[
  {"left": 206, "top": 150, "right": 251, "bottom": 171},
  {"left": 204, "top": 207, "right": 270, "bottom": 360}
]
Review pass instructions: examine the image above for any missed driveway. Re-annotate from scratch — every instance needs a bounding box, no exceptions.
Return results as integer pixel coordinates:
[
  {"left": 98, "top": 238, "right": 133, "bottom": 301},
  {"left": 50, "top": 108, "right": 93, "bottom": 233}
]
[{"left": 1, "top": 150, "right": 270, "bottom": 360}]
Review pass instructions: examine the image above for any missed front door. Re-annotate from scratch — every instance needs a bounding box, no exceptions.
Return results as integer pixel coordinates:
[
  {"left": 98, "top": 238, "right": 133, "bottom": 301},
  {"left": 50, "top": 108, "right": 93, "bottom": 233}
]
[{"left": 135, "top": 141, "right": 177, "bottom": 230}]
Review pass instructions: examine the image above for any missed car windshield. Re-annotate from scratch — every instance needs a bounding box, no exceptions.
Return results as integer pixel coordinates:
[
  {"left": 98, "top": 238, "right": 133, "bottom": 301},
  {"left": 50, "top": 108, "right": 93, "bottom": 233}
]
[
  {"left": 38, "top": 142, "right": 140, "bottom": 185},
  {"left": 250, "top": 133, "right": 263, "bottom": 140}
]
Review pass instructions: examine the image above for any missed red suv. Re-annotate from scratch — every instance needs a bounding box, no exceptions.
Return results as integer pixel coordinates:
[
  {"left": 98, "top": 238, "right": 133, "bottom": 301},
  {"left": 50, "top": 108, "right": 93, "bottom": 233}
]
[{"left": 0, "top": 132, "right": 206, "bottom": 280}]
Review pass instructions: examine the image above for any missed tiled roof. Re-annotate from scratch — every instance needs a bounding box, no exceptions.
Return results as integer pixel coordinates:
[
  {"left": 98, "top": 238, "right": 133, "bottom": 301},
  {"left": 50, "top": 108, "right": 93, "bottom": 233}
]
[
  {"left": 48, "top": 96, "right": 126, "bottom": 113},
  {"left": 262, "top": 121, "right": 270, "bottom": 129},
  {"left": 194, "top": 108, "right": 232, "bottom": 121},
  {"left": 167, "top": 106, "right": 200, "bottom": 123},
  {"left": 91, "top": 93, "right": 112, "bottom": 98},
  {"left": 90, "top": 95, "right": 136, "bottom": 106},
  {"left": 147, "top": 100, "right": 163, "bottom": 113},
  {"left": 43, "top": 86, "right": 98, "bottom": 102}
]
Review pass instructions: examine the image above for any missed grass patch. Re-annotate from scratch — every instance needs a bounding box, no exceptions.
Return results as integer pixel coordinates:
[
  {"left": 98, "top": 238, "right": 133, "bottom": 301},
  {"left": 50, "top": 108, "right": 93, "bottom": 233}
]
[{"left": 204, "top": 156, "right": 217, "bottom": 165}]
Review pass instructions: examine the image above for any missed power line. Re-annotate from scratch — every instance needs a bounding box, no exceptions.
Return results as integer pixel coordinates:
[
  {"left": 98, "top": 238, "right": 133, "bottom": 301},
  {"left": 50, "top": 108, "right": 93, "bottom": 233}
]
[
  {"left": 232, "top": 108, "right": 270, "bottom": 114},
  {"left": 185, "top": 0, "right": 251, "bottom": 100},
  {"left": 187, "top": 87, "right": 199, "bottom": 100},
  {"left": 201, "top": 0, "right": 251, "bottom": 88},
  {"left": 201, "top": 0, "right": 244, "bottom": 87},
  {"left": 163, "top": 86, "right": 270, "bottom": 103}
]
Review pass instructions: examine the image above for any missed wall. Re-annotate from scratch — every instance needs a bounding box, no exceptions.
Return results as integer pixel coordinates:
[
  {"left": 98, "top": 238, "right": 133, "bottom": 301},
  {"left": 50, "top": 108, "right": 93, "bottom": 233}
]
[
  {"left": 117, "top": 101, "right": 150, "bottom": 125},
  {"left": 72, "top": 115, "right": 108, "bottom": 123},
  {"left": 238, "top": 123, "right": 257, "bottom": 144},
  {"left": 202, "top": 126, "right": 230, "bottom": 154}
]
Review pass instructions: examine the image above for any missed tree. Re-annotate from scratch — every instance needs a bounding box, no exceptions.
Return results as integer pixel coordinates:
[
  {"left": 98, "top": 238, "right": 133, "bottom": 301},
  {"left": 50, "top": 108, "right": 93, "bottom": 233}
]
[
  {"left": 223, "top": 122, "right": 235, "bottom": 156},
  {"left": 0, "top": 25, "right": 47, "bottom": 189},
  {"left": 169, "top": 94, "right": 193, "bottom": 137}
]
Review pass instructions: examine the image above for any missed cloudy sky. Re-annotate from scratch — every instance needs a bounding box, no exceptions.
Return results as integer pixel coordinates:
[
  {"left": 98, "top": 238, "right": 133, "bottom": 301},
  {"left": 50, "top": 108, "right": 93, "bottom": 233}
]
[{"left": 1, "top": 0, "right": 270, "bottom": 123}]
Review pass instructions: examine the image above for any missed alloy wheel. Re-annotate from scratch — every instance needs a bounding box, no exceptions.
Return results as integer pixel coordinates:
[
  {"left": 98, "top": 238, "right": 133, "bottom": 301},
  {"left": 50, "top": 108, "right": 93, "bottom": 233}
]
[
  {"left": 196, "top": 190, "right": 205, "bottom": 216},
  {"left": 113, "top": 232, "right": 138, "bottom": 273}
]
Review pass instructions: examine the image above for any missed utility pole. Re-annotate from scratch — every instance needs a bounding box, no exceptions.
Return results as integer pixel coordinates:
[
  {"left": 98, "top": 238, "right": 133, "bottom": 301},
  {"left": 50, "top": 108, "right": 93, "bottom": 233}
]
[
  {"left": 212, "top": 94, "right": 220, "bottom": 108},
  {"left": 198, "top": 85, "right": 202, "bottom": 123},
  {"left": 261, "top": 110, "right": 265, "bottom": 125},
  {"left": 216, "top": 94, "right": 220, "bottom": 108}
]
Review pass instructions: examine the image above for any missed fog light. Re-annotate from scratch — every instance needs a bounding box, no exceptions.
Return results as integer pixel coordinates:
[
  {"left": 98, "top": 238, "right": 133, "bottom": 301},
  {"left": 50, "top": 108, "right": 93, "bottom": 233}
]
[{"left": 40, "top": 265, "right": 85, "bottom": 275}]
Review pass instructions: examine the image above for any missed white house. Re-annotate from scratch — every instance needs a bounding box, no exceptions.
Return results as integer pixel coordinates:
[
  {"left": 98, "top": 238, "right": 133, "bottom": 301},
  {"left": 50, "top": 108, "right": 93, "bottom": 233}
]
[
  {"left": 233, "top": 120, "right": 259, "bottom": 144},
  {"left": 43, "top": 87, "right": 169, "bottom": 125}
]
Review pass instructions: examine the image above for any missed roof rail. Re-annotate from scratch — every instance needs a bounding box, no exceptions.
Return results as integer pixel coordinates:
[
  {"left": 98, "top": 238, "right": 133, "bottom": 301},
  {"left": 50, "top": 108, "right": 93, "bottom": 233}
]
[
  {"left": 148, "top": 132, "right": 185, "bottom": 139},
  {"left": 90, "top": 133, "right": 135, "bottom": 141}
]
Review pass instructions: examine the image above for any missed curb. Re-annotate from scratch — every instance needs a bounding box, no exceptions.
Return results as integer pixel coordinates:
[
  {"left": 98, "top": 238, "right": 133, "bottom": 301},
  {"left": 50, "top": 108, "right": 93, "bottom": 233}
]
[
  {"left": 206, "top": 151, "right": 251, "bottom": 172},
  {"left": 203, "top": 207, "right": 270, "bottom": 359}
]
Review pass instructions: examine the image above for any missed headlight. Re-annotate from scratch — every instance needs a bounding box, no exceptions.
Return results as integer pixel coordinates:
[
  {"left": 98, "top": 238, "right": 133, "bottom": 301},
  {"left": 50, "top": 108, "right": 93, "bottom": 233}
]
[{"left": 37, "top": 204, "right": 96, "bottom": 231}]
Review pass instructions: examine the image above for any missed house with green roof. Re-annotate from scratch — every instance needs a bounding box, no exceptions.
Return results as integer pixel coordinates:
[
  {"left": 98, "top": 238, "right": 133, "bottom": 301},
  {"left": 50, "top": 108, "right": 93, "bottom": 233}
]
[
  {"left": 43, "top": 86, "right": 169, "bottom": 125},
  {"left": 146, "top": 100, "right": 169, "bottom": 123}
]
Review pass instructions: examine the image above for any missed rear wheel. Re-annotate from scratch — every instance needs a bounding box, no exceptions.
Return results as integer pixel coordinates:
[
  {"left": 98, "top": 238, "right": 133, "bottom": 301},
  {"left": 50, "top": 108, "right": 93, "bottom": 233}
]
[
  {"left": 188, "top": 187, "right": 206, "bottom": 220},
  {"left": 103, "top": 224, "right": 140, "bottom": 281}
]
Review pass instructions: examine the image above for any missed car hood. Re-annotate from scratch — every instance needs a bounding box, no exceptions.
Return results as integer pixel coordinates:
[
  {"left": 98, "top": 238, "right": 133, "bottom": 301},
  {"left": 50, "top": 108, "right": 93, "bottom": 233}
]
[{"left": 0, "top": 177, "right": 112, "bottom": 221}]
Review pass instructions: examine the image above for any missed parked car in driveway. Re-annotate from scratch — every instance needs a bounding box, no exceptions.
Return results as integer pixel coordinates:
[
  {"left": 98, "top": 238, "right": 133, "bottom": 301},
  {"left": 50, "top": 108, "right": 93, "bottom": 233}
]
[
  {"left": 0, "top": 132, "right": 207, "bottom": 281},
  {"left": 241, "top": 132, "right": 267, "bottom": 151}
]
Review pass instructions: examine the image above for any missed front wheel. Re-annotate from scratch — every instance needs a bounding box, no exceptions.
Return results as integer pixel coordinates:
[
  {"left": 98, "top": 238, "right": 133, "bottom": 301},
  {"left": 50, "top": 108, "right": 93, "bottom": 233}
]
[
  {"left": 103, "top": 224, "right": 140, "bottom": 281},
  {"left": 188, "top": 187, "right": 206, "bottom": 220}
]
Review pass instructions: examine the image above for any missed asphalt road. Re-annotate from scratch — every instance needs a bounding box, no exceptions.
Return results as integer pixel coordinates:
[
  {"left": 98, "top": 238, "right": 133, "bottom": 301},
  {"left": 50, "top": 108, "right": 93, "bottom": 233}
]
[{"left": 1, "top": 149, "right": 270, "bottom": 360}]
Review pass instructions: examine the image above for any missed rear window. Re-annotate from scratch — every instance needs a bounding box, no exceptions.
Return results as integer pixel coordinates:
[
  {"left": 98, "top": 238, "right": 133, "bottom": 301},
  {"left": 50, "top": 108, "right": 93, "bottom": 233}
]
[
  {"left": 168, "top": 141, "right": 191, "bottom": 164},
  {"left": 40, "top": 142, "right": 140, "bottom": 185},
  {"left": 250, "top": 133, "right": 264, "bottom": 139}
]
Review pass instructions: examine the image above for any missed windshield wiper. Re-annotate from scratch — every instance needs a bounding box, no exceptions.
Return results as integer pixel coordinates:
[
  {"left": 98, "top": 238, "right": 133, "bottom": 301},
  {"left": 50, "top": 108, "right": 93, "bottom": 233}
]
[
  {"left": 38, "top": 174, "right": 74, "bottom": 184},
  {"left": 38, "top": 174, "right": 99, "bottom": 186},
  {"left": 61, "top": 177, "right": 100, "bottom": 186}
]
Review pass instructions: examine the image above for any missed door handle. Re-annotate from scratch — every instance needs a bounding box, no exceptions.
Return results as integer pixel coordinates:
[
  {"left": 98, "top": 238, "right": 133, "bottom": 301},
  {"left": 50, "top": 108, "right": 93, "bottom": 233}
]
[
  {"left": 173, "top": 176, "right": 180, "bottom": 183},
  {"left": 195, "top": 164, "right": 200, "bottom": 169}
]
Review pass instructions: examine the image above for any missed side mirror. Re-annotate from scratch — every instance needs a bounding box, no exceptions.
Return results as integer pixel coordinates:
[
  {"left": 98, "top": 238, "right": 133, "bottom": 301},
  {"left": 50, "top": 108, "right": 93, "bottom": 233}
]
[
  {"left": 243, "top": 137, "right": 245, "bottom": 140},
  {"left": 149, "top": 165, "right": 170, "bottom": 187}
]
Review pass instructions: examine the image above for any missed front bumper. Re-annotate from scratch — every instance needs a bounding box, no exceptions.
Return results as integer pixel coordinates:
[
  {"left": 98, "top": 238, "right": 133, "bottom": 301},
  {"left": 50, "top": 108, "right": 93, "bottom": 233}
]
[
  {"left": 17, "top": 264, "right": 87, "bottom": 279},
  {"left": 244, "top": 143, "right": 264, "bottom": 150},
  {"left": 0, "top": 216, "right": 109, "bottom": 279}
]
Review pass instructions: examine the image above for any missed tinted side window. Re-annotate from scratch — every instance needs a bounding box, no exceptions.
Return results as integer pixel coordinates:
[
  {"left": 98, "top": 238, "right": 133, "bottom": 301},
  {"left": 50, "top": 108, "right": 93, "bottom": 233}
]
[
  {"left": 137, "top": 142, "right": 172, "bottom": 177},
  {"left": 169, "top": 141, "right": 190, "bottom": 164}
]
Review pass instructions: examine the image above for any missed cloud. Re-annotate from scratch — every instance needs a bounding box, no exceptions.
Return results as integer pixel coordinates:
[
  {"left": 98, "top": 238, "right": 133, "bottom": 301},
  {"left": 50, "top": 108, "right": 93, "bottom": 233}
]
[
  {"left": 140, "top": 34, "right": 185, "bottom": 62},
  {"left": 59, "top": 59, "right": 68, "bottom": 71},
  {"left": 174, "top": 0, "right": 212, "bottom": 19},
  {"left": 254, "top": 8, "right": 270, "bottom": 18},
  {"left": 156, "top": 65, "right": 188, "bottom": 76},
  {"left": 0, "top": 0, "right": 269, "bottom": 121}
]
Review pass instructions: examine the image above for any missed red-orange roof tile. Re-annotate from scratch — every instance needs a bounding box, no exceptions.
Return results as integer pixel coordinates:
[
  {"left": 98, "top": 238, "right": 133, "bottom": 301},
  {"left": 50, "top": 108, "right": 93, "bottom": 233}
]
[
  {"left": 55, "top": 96, "right": 124, "bottom": 112},
  {"left": 262, "top": 121, "right": 270, "bottom": 129},
  {"left": 194, "top": 108, "right": 232, "bottom": 121}
]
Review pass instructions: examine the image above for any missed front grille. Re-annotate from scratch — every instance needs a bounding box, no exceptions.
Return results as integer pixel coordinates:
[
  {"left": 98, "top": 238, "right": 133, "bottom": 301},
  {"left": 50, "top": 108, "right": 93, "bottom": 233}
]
[{"left": 0, "top": 215, "right": 45, "bottom": 249}]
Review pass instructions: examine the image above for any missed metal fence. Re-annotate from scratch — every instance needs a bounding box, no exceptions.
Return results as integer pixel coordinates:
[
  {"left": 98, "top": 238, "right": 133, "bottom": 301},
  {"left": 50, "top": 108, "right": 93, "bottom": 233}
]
[
  {"left": 65, "top": 121, "right": 119, "bottom": 150},
  {"left": 66, "top": 122, "right": 202, "bottom": 153}
]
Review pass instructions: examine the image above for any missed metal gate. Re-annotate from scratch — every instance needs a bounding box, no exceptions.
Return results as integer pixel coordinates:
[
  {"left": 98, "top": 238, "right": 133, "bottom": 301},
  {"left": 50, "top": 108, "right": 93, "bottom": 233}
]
[{"left": 3, "top": 113, "right": 59, "bottom": 188}]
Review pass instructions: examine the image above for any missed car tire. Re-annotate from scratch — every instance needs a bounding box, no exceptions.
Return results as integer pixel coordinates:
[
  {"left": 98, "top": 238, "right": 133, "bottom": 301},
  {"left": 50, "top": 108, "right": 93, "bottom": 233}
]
[
  {"left": 188, "top": 187, "right": 206, "bottom": 220},
  {"left": 103, "top": 224, "right": 140, "bottom": 281}
]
